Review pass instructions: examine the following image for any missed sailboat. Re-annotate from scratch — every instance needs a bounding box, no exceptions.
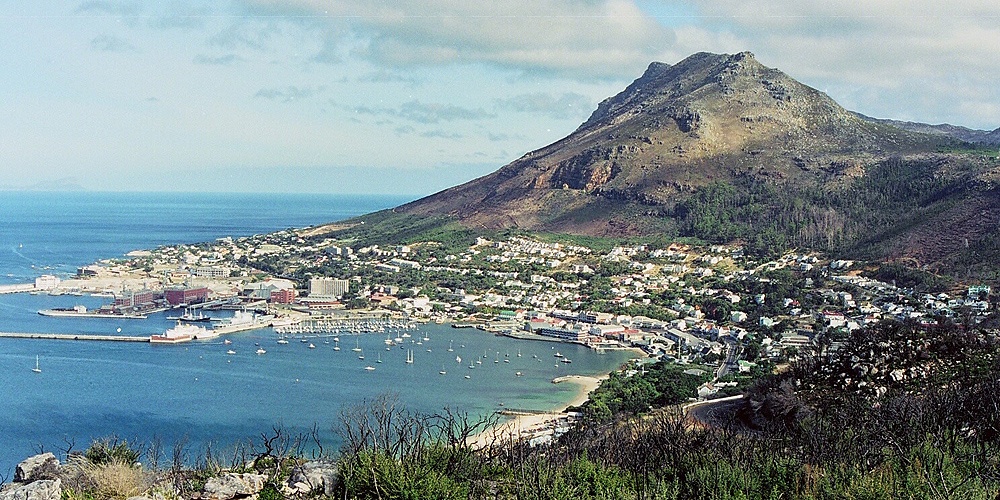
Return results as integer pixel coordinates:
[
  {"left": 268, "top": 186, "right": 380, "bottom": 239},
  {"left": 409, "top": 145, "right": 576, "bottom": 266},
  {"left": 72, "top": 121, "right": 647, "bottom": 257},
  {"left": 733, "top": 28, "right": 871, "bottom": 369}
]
[
  {"left": 405, "top": 349, "right": 414, "bottom": 364},
  {"left": 447, "top": 340, "right": 454, "bottom": 352},
  {"left": 358, "top": 348, "right": 365, "bottom": 360},
  {"left": 352, "top": 338, "right": 362, "bottom": 352},
  {"left": 32, "top": 355, "right": 41, "bottom": 374},
  {"left": 333, "top": 339, "right": 341, "bottom": 351},
  {"left": 439, "top": 365, "right": 447, "bottom": 375},
  {"left": 376, "top": 352, "right": 382, "bottom": 363}
]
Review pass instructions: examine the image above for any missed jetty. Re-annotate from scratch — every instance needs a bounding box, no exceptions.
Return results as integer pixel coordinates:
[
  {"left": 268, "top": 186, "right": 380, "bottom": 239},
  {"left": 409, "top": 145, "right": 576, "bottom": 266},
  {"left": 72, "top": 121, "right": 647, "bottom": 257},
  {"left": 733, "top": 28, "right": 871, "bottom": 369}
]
[{"left": 0, "top": 332, "right": 149, "bottom": 342}]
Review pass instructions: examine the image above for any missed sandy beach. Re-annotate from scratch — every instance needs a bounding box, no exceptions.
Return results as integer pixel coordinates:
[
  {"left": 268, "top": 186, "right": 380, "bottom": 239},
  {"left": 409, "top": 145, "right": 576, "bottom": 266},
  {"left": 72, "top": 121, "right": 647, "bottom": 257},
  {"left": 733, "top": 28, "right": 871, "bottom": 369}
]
[{"left": 467, "top": 373, "right": 607, "bottom": 449}]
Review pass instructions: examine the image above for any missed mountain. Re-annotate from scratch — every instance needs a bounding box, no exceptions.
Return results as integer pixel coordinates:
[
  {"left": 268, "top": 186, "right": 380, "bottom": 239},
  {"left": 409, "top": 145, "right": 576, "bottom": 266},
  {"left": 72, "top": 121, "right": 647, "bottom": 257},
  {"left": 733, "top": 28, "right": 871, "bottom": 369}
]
[
  {"left": 852, "top": 113, "right": 1000, "bottom": 146},
  {"left": 352, "top": 52, "right": 1000, "bottom": 273}
]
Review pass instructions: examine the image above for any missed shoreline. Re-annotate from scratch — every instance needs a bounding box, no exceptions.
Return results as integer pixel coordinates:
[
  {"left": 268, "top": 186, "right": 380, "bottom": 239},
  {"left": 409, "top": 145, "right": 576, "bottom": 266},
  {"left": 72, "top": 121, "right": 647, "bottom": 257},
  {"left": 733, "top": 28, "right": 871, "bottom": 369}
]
[{"left": 467, "top": 373, "right": 609, "bottom": 449}]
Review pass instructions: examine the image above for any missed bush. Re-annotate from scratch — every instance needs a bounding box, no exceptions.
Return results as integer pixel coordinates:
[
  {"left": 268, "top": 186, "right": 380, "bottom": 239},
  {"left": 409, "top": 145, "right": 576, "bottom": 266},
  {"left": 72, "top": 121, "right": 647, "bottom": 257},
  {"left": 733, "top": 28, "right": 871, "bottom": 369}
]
[{"left": 84, "top": 438, "right": 141, "bottom": 466}]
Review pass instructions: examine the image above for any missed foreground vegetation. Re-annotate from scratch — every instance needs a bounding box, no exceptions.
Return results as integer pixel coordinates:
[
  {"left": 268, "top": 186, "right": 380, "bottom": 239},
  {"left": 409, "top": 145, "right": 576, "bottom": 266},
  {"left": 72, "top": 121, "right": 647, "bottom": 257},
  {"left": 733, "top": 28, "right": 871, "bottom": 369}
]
[{"left": 16, "top": 323, "right": 1000, "bottom": 499}]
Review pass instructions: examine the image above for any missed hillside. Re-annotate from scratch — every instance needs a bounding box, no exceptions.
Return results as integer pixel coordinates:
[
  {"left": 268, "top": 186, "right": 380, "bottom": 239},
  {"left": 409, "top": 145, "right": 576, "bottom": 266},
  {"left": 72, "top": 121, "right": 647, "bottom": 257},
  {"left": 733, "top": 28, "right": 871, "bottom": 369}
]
[{"left": 337, "top": 51, "right": 1000, "bottom": 274}]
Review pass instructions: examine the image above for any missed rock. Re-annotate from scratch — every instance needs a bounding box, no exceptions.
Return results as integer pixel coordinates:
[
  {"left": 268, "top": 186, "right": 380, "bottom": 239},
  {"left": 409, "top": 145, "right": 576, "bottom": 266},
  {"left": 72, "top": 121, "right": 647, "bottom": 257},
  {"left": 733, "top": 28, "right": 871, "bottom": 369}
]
[
  {"left": 285, "top": 461, "right": 338, "bottom": 496},
  {"left": 0, "top": 479, "right": 61, "bottom": 500},
  {"left": 202, "top": 473, "right": 267, "bottom": 500},
  {"left": 15, "top": 453, "right": 60, "bottom": 483},
  {"left": 127, "top": 492, "right": 170, "bottom": 500}
]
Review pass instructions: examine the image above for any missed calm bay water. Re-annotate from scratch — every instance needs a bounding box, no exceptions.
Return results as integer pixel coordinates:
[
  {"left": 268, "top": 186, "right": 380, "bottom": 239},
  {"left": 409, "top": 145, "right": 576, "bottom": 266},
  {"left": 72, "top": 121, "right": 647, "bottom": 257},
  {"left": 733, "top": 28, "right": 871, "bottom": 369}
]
[{"left": 0, "top": 191, "right": 632, "bottom": 474}]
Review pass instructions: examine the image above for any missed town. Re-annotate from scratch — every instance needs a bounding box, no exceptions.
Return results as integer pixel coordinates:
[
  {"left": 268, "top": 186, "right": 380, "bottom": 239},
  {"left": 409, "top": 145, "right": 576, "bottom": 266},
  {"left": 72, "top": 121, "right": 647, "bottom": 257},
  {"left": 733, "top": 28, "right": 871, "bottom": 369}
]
[{"left": 27, "top": 226, "right": 995, "bottom": 394}]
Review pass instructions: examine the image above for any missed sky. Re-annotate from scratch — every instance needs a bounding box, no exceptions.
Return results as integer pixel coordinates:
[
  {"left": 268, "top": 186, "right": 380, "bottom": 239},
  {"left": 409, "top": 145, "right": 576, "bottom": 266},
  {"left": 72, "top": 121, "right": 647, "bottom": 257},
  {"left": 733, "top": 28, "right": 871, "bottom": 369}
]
[{"left": 2, "top": 1, "right": 998, "bottom": 195}]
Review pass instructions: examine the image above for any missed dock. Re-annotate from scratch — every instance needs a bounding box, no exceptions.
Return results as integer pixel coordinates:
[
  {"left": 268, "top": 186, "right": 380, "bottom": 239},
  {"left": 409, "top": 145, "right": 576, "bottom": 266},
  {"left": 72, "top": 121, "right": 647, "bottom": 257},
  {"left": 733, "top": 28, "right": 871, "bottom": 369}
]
[{"left": 0, "top": 332, "right": 149, "bottom": 342}]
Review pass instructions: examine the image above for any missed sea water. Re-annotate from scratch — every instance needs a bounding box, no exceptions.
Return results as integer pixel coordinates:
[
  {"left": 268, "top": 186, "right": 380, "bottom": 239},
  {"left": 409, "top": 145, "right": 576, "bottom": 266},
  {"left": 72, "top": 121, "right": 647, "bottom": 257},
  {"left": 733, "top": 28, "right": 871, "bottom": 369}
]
[{"left": 0, "top": 191, "right": 633, "bottom": 473}]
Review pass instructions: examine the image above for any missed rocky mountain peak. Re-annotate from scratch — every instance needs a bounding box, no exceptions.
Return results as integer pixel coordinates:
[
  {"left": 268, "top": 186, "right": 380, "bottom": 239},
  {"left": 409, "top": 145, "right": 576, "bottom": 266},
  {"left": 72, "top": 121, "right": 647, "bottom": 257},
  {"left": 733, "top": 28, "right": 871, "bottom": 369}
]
[{"left": 396, "top": 51, "right": 974, "bottom": 257}]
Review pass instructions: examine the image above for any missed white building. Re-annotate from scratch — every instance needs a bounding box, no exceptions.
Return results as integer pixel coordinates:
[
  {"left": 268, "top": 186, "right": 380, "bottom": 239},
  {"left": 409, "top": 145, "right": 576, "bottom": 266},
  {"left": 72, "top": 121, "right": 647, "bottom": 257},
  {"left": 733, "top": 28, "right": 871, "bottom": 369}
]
[
  {"left": 309, "top": 277, "right": 350, "bottom": 299},
  {"left": 35, "top": 275, "right": 60, "bottom": 290}
]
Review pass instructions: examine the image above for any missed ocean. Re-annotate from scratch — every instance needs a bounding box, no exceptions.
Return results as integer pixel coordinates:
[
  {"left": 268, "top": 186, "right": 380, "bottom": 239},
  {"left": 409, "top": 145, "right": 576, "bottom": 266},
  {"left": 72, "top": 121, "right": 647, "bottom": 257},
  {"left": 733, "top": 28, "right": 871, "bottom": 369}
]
[{"left": 0, "top": 191, "right": 633, "bottom": 474}]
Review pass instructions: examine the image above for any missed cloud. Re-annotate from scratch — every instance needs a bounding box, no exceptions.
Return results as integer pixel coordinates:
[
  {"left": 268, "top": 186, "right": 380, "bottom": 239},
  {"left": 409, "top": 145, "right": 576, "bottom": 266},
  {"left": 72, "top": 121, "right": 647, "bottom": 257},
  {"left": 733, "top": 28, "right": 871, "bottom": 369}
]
[
  {"left": 357, "top": 70, "right": 421, "bottom": 87},
  {"left": 397, "top": 101, "right": 493, "bottom": 124},
  {"left": 75, "top": 1, "right": 141, "bottom": 16},
  {"left": 670, "top": 1, "right": 1000, "bottom": 127},
  {"left": 209, "top": 21, "right": 279, "bottom": 50},
  {"left": 487, "top": 132, "right": 526, "bottom": 142},
  {"left": 494, "top": 92, "right": 593, "bottom": 119},
  {"left": 254, "top": 86, "right": 326, "bottom": 102},
  {"left": 348, "top": 100, "right": 494, "bottom": 124},
  {"left": 148, "top": 4, "right": 212, "bottom": 31},
  {"left": 193, "top": 54, "right": 245, "bottom": 66},
  {"left": 420, "top": 129, "right": 463, "bottom": 139},
  {"left": 239, "top": 0, "right": 676, "bottom": 78},
  {"left": 90, "top": 34, "right": 136, "bottom": 52}
]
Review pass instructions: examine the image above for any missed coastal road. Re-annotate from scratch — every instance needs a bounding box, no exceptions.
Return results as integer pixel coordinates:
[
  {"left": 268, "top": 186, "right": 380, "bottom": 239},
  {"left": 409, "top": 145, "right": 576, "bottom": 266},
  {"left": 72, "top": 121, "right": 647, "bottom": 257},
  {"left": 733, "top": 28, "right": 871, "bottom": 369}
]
[{"left": 685, "top": 395, "right": 745, "bottom": 429}]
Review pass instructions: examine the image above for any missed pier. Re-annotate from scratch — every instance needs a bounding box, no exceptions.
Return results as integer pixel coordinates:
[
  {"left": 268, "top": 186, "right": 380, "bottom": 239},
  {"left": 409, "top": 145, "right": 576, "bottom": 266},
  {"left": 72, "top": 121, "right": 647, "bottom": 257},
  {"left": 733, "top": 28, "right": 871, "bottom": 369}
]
[{"left": 0, "top": 332, "right": 149, "bottom": 342}]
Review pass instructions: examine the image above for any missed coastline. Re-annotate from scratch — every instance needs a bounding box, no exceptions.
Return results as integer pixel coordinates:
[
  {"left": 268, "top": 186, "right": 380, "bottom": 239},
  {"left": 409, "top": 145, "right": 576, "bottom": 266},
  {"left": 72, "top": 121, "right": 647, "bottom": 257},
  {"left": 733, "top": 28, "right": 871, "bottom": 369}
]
[{"left": 467, "top": 373, "right": 608, "bottom": 449}]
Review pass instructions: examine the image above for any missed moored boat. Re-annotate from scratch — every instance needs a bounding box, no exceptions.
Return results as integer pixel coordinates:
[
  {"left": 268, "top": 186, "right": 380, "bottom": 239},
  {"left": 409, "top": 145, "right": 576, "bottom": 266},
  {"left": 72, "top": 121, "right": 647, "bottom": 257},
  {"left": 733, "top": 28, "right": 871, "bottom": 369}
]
[{"left": 150, "top": 321, "right": 202, "bottom": 344}]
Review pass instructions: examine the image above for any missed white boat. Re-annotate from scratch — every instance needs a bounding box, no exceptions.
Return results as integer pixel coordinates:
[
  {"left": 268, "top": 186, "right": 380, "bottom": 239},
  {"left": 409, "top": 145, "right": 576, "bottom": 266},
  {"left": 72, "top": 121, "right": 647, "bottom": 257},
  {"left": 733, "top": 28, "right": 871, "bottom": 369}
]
[
  {"left": 376, "top": 352, "right": 382, "bottom": 363},
  {"left": 226, "top": 349, "right": 236, "bottom": 355},
  {"left": 256, "top": 347, "right": 266, "bottom": 355},
  {"left": 32, "top": 355, "right": 41, "bottom": 374},
  {"left": 358, "top": 348, "right": 365, "bottom": 360},
  {"left": 405, "top": 349, "right": 414, "bottom": 364},
  {"left": 308, "top": 343, "right": 316, "bottom": 349},
  {"left": 150, "top": 321, "right": 203, "bottom": 344},
  {"left": 224, "top": 339, "right": 233, "bottom": 345},
  {"left": 277, "top": 337, "right": 289, "bottom": 345},
  {"left": 352, "top": 338, "right": 362, "bottom": 352},
  {"left": 333, "top": 340, "right": 341, "bottom": 351},
  {"left": 364, "top": 366, "right": 375, "bottom": 371}
]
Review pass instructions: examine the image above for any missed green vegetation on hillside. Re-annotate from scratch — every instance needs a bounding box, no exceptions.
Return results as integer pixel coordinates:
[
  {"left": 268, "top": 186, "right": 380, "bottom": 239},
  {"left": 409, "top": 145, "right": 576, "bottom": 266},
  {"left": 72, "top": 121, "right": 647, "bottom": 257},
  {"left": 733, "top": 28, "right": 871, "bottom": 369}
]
[{"left": 673, "top": 155, "right": 985, "bottom": 260}]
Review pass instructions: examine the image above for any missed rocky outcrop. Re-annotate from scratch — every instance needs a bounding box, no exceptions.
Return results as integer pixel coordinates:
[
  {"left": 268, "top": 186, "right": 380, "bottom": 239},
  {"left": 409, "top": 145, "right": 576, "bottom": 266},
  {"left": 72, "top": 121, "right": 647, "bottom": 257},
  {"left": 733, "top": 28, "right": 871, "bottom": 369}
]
[
  {"left": 0, "top": 479, "right": 61, "bottom": 500},
  {"left": 201, "top": 473, "right": 267, "bottom": 500},
  {"left": 284, "top": 461, "right": 338, "bottom": 497},
  {"left": 14, "top": 453, "right": 60, "bottom": 483}
]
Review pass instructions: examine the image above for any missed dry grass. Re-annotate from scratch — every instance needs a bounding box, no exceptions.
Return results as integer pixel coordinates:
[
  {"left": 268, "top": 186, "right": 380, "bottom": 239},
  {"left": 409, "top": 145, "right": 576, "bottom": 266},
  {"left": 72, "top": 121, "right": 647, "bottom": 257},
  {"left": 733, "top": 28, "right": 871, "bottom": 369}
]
[{"left": 65, "top": 456, "right": 151, "bottom": 500}]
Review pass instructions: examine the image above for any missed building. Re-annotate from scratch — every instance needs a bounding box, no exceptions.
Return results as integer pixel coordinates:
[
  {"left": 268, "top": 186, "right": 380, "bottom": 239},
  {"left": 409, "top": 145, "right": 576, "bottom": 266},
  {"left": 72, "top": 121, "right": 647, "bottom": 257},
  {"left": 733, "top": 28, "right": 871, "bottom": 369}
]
[
  {"left": 193, "top": 266, "right": 231, "bottom": 278},
  {"left": 34, "top": 275, "right": 60, "bottom": 291},
  {"left": 270, "top": 288, "right": 296, "bottom": 304},
  {"left": 115, "top": 288, "right": 156, "bottom": 310},
  {"left": 164, "top": 286, "right": 210, "bottom": 306},
  {"left": 309, "top": 277, "right": 349, "bottom": 299}
]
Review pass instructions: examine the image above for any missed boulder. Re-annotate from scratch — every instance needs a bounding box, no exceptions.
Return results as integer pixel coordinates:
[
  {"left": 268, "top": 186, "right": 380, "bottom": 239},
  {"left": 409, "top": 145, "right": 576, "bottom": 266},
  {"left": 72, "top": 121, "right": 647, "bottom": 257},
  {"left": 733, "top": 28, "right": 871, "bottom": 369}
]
[
  {"left": 202, "top": 473, "right": 267, "bottom": 500},
  {"left": 285, "top": 461, "right": 338, "bottom": 496},
  {"left": 0, "top": 479, "right": 61, "bottom": 500},
  {"left": 15, "top": 453, "right": 60, "bottom": 483},
  {"left": 126, "top": 492, "right": 171, "bottom": 500}
]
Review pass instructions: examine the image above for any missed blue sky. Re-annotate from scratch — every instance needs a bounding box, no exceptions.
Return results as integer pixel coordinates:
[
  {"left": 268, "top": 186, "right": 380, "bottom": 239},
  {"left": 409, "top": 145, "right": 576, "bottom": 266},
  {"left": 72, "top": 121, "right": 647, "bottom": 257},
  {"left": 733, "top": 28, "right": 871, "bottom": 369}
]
[{"left": 2, "top": 1, "right": 998, "bottom": 195}]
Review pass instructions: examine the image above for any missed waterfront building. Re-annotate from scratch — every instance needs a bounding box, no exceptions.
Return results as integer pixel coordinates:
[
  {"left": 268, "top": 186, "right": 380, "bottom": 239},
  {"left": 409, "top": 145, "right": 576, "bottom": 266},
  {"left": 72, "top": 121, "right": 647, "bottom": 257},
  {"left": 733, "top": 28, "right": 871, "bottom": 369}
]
[
  {"left": 164, "top": 286, "right": 210, "bottom": 306},
  {"left": 114, "top": 288, "right": 156, "bottom": 309},
  {"left": 34, "top": 275, "right": 60, "bottom": 290}
]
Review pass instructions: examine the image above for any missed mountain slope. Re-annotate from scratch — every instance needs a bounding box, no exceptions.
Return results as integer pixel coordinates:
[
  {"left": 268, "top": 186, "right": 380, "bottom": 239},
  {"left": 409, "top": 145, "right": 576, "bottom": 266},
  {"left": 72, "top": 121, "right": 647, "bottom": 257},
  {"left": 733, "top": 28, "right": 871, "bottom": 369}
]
[{"left": 362, "top": 52, "right": 1000, "bottom": 271}]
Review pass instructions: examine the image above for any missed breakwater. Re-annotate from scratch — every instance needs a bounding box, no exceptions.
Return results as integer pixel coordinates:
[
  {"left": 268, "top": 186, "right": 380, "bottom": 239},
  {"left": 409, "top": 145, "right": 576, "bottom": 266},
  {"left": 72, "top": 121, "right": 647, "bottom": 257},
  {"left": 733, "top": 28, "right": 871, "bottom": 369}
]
[{"left": 0, "top": 332, "right": 149, "bottom": 342}]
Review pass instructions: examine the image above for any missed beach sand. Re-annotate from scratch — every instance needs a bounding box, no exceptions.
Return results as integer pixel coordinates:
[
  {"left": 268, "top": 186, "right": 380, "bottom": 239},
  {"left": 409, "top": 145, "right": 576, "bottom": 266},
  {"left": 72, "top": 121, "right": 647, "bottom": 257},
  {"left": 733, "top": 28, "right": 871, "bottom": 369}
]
[{"left": 467, "top": 374, "right": 606, "bottom": 449}]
